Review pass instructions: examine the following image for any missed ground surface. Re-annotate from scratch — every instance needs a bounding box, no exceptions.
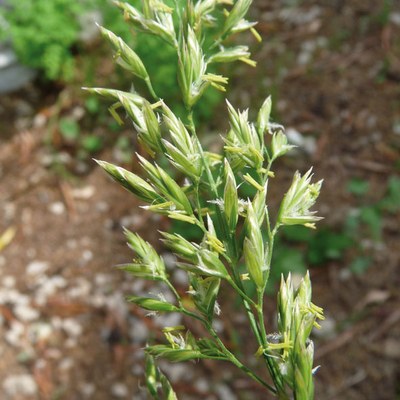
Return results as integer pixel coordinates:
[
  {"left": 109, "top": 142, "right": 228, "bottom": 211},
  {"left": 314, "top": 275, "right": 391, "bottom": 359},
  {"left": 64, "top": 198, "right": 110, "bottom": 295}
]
[{"left": 1, "top": 1, "right": 399, "bottom": 399}]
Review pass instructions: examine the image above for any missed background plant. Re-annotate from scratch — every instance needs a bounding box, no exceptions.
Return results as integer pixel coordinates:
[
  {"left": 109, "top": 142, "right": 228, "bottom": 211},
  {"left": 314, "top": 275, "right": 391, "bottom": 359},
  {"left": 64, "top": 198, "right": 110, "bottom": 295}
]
[
  {"left": 89, "top": 0, "right": 325, "bottom": 398},
  {"left": 0, "top": 0, "right": 129, "bottom": 81}
]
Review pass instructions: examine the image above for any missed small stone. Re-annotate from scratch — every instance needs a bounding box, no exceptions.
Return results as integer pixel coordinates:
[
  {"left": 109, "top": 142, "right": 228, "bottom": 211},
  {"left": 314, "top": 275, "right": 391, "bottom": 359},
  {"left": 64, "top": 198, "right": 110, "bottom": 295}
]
[
  {"left": 215, "top": 383, "right": 237, "bottom": 400},
  {"left": 95, "top": 273, "right": 111, "bottom": 287},
  {"left": 173, "top": 269, "right": 188, "bottom": 286},
  {"left": 128, "top": 317, "right": 148, "bottom": 344},
  {"left": 160, "top": 363, "right": 190, "bottom": 383},
  {"left": 120, "top": 214, "right": 144, "bottom": 227},
  {"left": 286, "top": 128, "right": 317, "bottom": 155},
  {"left": 212, "top": 319, "right": 224, "bottom": 333},
  {"left": 131, "top": 364, "right": 143, "bottom": 376},
  {"left": 194, "top": 378, "right": 209, "bottom": 393},
  {"left": 14, "top": 304, "right": 40, "bottom": 322},
  {"left": 390, "top": 12, "right": 400, "bottom": 26},
  {"left": 59, "top": 357, "right": 74, "bottom": 371},
  {"left": 312, "top": 315, "right": 336, "bottom": 339},
  {"left": 49, "top": 202, "right": 65, "bottom": 215},
  {"left": 3, "top": 374, "right": 38, "bottom": 397},
  {"left": 80, "top": 382, "right": 96, "bottom": 398},
  {"left": 27, "top": 261, "right": 49, "bottom": 276},
  {"left": 72, "top": 186, "right": 95, "bottom": 200},
  {"left": 35, "top": 275, "right": 67, "bottom": 305},
  {"left": 2, "top": 276, "right": 16, "bottom": 288},
  {"left": 62, "top": 318, "right": 83, "bottom": 337},
  {"left": 28, "top": 323, "right": 53, "bottom": 343},
  {"left": 162, "top": 252, "right": 176, "bottom": 269},
  {"left": 111, "top": 382, "right": 129, "bottom": 398},
  {"left": 82, "top": 250, "right": 93, "bottom": 262},
  {"left": 154, "top": 312, "right": 182, "bottom": 328},
  {"left": 65, "top": 338, "right": 78, "bottom": 348},
  {"left": 5, "top": 320, "right": 25, "bottom": 347},
  {"left": 96, "top": 201, "right": 110, "bottom": 213}
]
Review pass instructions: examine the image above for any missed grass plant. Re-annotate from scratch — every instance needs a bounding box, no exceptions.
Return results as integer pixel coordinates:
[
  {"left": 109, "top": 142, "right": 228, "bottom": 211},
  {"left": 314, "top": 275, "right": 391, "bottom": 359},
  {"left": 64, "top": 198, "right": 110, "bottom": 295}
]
[{"left": 87, "top": 1, "right": 325, "bottom": 398}]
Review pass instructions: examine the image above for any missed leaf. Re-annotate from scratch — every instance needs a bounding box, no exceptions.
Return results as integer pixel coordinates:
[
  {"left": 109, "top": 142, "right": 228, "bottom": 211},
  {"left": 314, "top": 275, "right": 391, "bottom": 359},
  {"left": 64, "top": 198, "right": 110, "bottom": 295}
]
[
  {"left": 346, "top": 178, "right": 369, "bottom": 196},
  {"left": 81, "top": 135, "right": 103, "bottom": 153},
  {"left": 349, "top": 256, "right": 372, "bottom": 275},
  {"left": 0, "top": 227, "right": 16, "bottom": 252},
  {"left": 59, "top": 118, "right": 79, "bottom": 141}
]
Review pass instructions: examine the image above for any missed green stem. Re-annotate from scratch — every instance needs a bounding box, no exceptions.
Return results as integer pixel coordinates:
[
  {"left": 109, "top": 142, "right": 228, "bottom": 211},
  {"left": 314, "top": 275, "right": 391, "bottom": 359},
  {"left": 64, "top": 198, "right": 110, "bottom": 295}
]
[
  {"left": 204, "top": 321, "right": 277, "bottom": 394},
  {"left": 228, "top": 278, "right": 258, "bottom": 309},
  {"left": 145, "top": 77, "right": 158, "bottom": 100},
  {"left": 165, "top": 279, "right": 183, "bottom": 307}
]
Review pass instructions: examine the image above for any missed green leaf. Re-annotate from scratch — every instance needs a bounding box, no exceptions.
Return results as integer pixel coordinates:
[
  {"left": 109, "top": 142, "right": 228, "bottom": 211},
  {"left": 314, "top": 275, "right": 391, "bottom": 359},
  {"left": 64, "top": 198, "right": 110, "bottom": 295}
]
[
  {"left": 346, "top": 178, "right": 369, "bottom": 196},
  {"left": 349, "top": 256, "right": 372, "bottom": 275},
  {"left": 59, "top": 118, "right": 79, "bottom": 141},
  {"left": 360, "top": 206, "right": 382, "bottom": 241},
  {"left": 81, "top": 135, "right": 103, "bottom": 153},
  {"left": 380, "top": 175, "right": 400, "bottom": 212}
]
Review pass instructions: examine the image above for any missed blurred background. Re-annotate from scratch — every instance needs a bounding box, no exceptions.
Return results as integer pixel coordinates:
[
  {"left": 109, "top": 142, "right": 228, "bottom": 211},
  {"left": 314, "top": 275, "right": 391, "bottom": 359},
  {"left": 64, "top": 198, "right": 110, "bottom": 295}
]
[{"left": 0, "top": 0, "right": 399, "bottom": 399}]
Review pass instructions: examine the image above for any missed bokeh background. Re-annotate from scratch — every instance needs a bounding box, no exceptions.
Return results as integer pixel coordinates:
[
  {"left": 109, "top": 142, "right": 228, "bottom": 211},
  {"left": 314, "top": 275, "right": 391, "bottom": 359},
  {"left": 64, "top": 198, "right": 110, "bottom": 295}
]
[{"left": 0, "top": 0, "right": 399, "bottom": 399}]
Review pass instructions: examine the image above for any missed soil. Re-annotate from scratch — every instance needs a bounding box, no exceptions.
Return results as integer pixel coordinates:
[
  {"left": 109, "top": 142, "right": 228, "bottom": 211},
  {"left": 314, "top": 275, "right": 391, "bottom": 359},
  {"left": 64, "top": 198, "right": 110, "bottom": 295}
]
[{"left": 1, "top": 1, "right": 399, "bottom": 399}]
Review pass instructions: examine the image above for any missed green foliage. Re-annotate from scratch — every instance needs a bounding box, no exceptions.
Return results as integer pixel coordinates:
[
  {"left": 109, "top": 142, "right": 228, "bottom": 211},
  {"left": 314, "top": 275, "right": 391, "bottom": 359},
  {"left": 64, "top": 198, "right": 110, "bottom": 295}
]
[
  {"left": 347, "top": 178, "right": 369, "bottom": 196},
  {"left": 90, "top": 1, "right": 325, "bottom": 398},
  {"left": 2, "top": 0, "right": 82, "bottom": 80},
  {"left": 0, "top": 0, "right": 127, "bottom": 81}
]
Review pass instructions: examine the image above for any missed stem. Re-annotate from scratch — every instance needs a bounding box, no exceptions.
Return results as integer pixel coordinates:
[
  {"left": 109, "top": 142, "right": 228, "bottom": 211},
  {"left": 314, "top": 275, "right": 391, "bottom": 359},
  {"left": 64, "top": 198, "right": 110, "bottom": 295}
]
[
  {"left": 145, "top": 77, "right": 158, "bottom": 100},
  {"left": 194, "top": 179, "right": 206, "bottom": 230},
  {"left": 228, "top": 278, "right": 258, "bottom": 309},
  {"left": 204, "top": 321, "right": 277, "bottom": 394},
  {"left": 165, "top": 279, "right": 183, "bottom": 307}
]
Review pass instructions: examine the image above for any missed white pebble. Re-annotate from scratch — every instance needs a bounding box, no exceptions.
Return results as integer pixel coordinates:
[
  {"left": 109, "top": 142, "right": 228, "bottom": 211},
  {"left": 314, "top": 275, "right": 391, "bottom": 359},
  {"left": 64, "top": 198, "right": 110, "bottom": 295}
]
[
  {"left": 59, "top": 357, "right": 74, "bottom": 371},
  {"left": 194, "top": 378, "right": 209, "bottom": 393},
  {"left": 215, "top": 383, "right": 237, "bottom": 400},
  {"left": 62, "top": 318, "right": 83, "bottom": 337},
  {"left": 80, "top": 382, "right": 96, "bottom": 398},
  {"left": 82, "top": 250, "right": 93, "bottom": 262},
  {"left": 128, "top": 317, "right": 148, "bottom": 344},
  {"left": 2, "top": 276, "right": 16, "bottom": 288},
  {"left": 27, "top": 261, "right": 49, "bottom": 276},
  {"left": 72, "top": 186, "right": 95, "bottom": 199},
  {"left": 49, "top": 202, "right": 65, "bottom": 215},
  {"left": 3, "top": 374, "right": 38, "bottom": 397},
  {"left": 111, "top": 382, "right": 129, "bottom": 398},
  {"left": 14, "top": 304, "right": 40, "bottom": 322},
  {"left": 5, "top": 321, "right": 25, "bottom": 347},
  {"left": 28, "top": 323, "right": 53, "bottom": 343}
]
